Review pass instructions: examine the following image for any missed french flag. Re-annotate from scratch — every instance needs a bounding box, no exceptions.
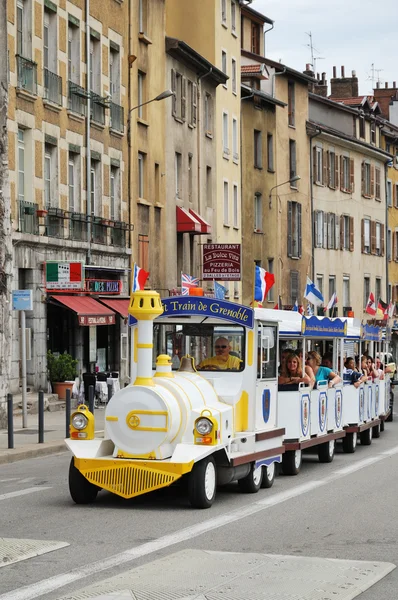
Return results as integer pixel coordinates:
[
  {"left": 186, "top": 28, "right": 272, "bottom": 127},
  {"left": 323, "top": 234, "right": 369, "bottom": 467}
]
[
  {"left": 254, "top": 266, "right": 275, "bottom": 303},
  {"left": 132, "top": 263, "right": 149, "bottom": 292}
]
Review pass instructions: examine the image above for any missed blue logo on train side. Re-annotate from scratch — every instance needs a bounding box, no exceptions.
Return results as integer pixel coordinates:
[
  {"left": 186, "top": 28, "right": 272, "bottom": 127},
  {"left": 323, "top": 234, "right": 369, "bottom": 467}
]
[
  {"left": 301, "top": 394, "right": 310, "bottom": 437},
  {"left": 262, "top": 389, "right": 271, "bottom": 423},
  {"left": 319, "top": 392, "right": 327, "bottom": 432},
  {"left": 335, "top": 389, "right": 343, "bottom": 429},
  {"left": 359, "top": 387, "right": 364, "bottom": 421}
]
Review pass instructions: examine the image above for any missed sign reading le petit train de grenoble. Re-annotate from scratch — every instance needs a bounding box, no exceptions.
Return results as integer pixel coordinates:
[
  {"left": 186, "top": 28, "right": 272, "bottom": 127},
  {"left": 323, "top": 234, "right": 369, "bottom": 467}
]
[{"left": 202, "top": 244, "right": 241, "bottom": 281}]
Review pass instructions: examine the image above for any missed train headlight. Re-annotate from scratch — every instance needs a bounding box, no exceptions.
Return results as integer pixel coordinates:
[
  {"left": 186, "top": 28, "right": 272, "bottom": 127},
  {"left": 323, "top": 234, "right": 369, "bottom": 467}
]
[
  {"left": 195, "top": 417, "right": 213, "bottom": 435},
  {"left": 71, "top": 413, "right": 88, "bottom": 430}
]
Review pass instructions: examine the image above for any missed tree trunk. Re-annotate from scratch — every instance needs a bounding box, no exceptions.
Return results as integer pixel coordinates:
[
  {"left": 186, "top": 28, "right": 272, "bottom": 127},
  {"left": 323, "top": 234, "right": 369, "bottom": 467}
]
[{"left": 0, "top": 0, "right": 12, "bottom": 423}]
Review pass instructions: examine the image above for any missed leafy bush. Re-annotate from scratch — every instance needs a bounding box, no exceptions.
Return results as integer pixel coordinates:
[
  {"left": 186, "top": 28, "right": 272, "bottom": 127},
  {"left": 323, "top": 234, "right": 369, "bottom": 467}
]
[{"left": 47, "top": 350, "right": 78, "bottom": 382}]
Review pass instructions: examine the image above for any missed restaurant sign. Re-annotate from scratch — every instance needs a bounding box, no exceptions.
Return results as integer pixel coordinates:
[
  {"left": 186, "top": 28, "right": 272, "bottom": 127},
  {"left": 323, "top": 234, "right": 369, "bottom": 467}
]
[
  {"left": 85, "top": 279, "right": 122, "bottom": 294},
  {"left": 202, "top": 244, "right": 241, "bottom": 281},
  {"left": 78, "top": 315, "right": 115, "bottom": 326}
]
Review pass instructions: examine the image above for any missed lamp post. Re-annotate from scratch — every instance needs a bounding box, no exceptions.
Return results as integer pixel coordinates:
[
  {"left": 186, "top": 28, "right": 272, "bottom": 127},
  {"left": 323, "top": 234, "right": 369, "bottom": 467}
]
[
  {"left": 268, "top": 175, "right": 301, "bottom": 209},
  {"left": 129, "top": 89, "right": 174, "bottom": 114}
]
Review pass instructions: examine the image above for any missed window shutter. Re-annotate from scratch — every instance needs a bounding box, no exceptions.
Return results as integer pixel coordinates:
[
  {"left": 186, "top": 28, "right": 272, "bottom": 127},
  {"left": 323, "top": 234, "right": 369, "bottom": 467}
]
[
  {"left": 394, "top": 182, "right": 397, "bottom": 207},
  {"left": 361, "top": 219, "right": 365, "bottom": 253},
  {"left": 361, "top": 161, "right": 365, "bottom": 196},
  {"left": 314, "top": 210, "right": 319, "bottom": 247},
  {"left": 334, "top": 154, "right": 339, "bottom": 190},
  {"left": 326, "top": 150, "right": 330, "bottom": 187},
  {"left": 312, "top": 146, "right": 317, "bottom": 183},
  {"left": 340, "top": 215, "right": 344, "bottom": 250},
  {"left": 350, "top": 158, "right": 355, "bottom": 192},
  {"left": 340, "top": 155, "right": 344, "bottom": 190},
  {"left": 349, "top": 216, "right": 354, "bottom": 251},
  {"left": 370, "top": 165, "right": 375, "bottom": 197},
  {"left": 323, "top": 150, "right": 327, "bottom": 185},
  {"left": 334, "top": 213, "right": 339, "bottom": 250},
  {"left": 171, "top": 69, "right": 177, "bottom": 116},
  {"left": 327, "top": 212, "right": 332, "bottom": 249},
  {"left": 298, "top": 203, "right": 302, "bottom": 257},
  {"left": 381, "top": 225, "right": 385, "bottom": 257},
  {"left": 192, "top": 83, "right": 197, "bottom": 126},
  {"left": 323, "top": 212, "right": 327, "bottom": 249},
  {"left": 181, "top": 77, "right": 186, "bottom": 121},
  {"left": 287, "top": 201, "right": 292, "bottom": 257},
  {"left": 370, "top": 220, "right": 376, "bottom": 254}
]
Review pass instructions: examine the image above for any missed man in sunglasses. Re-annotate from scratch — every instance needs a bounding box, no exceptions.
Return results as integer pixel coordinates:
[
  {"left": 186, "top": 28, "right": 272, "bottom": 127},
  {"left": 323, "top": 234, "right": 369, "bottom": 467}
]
[{"left": 198, "top": 337, "right": 242, "bottom": 371}]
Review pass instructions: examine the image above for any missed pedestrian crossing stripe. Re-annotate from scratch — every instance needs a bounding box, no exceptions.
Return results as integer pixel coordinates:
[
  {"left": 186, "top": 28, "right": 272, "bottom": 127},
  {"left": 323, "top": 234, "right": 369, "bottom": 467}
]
[{"left": 0, "top": 538, "right": 69, "bottom": 568}]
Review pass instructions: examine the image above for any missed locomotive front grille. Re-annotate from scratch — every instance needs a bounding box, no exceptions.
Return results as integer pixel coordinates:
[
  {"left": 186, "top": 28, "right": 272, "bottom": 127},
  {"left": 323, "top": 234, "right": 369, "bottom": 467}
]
[{"left": 75, "top": 458, "right": 192, "bottom": 499}]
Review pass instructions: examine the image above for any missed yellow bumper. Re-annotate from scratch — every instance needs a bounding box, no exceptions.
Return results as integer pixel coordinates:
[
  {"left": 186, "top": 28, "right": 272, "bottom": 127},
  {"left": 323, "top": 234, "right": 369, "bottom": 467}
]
[{"left": 74, "top": 458, "right": 194, "bottom": 499}]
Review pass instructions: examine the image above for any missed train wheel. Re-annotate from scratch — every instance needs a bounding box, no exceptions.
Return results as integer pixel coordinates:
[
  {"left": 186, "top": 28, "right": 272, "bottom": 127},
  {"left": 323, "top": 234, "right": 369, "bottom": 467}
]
[
  {"left": 188, "top": 456, "right": 216, "bottom": 509},
  {"left": 68, "top": 458, "right": 99, "bottom": 504},
  {"left": 281, "top": 450, "right": 302, "bottom": 476},
  {"left": 360, "top": 426, "right": 373, "bottom": 446},
  {"left": 238, "top": 462, "right": 263, "bottom": 493},
  {"left": 318, "top": 439, "right": 335, "bottom": 463},
  {"left": 260, "top": 463, "right": 275, "bottom": 489},
  {"left": 342, "top": 432, "right": 357, "bottom": 453},
  {"left": 372, "top": 423, "right": 381, "bottom": 438},
  {"left": 380, "top": 420, "right": 385, "bottom": 432}
]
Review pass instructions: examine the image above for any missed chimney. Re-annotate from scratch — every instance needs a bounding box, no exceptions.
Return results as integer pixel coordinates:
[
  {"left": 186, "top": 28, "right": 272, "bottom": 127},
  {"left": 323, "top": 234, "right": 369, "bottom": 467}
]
[
  {"left": 385, "top": 82, "right": 389, "bottom": 88},
  {"left": 330, "top": 65, "right": 359, "bottom": 99},
  {"left": 312, "top": 72, "right": 328, "bottom": 98},
  {"left": 373, "top": 80, "right": 398, "bottom": 120}
]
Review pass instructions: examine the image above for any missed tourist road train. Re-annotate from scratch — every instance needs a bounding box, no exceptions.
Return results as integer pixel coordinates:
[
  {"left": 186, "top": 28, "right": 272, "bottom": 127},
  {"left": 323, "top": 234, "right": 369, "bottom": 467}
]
[{"left": 66, "top": 290, "right": 394, "bottom": 508}]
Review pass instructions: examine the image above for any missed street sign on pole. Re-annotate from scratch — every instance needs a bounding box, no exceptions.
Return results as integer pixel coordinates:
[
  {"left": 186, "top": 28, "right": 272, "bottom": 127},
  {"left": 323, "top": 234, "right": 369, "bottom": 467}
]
[
  {"left": 12, "top": 290, "right": 33, "bottom": 428},
  {"left": 12, "top": 289, "right": 33, "bottom": 311}
]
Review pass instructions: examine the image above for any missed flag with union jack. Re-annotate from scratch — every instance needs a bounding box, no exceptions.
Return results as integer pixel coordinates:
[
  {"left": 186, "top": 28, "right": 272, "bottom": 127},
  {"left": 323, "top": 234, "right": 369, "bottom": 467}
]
[{"left": 181, "top": 272, "right": 200, "bottom": 295}]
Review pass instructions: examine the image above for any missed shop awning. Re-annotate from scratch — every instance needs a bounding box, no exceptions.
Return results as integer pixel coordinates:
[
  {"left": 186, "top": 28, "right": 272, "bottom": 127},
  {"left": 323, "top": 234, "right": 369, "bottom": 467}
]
[
  {"left": 189, "top": 208, "right": 211, "bottom": 234},
  {"left": 176, "top": 206, "right": 202, "bottom": 234},
  {"left": 98, "top": 298, "right": 130, "bottom": 319},
  {"left": 50, "top": 295, "right": 116, "bottom": 326}
]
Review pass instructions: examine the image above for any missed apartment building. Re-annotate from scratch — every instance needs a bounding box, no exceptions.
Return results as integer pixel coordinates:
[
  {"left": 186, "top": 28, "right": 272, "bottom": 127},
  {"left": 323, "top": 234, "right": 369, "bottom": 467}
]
[
  {"left": 165, "top": 0, "right": 243, "bottom": 300},
  {"left": 7, "top": 0, "right": 130, "bottom": 391},
  {"left": 308, "top": 69, "right": 391, "bottom": 319}
]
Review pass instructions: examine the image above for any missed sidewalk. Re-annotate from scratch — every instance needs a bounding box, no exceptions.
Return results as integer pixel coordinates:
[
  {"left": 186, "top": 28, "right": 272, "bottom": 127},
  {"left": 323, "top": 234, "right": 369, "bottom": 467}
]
[{"left": 0, "top": 406, "right": 106, "bottom": 465}]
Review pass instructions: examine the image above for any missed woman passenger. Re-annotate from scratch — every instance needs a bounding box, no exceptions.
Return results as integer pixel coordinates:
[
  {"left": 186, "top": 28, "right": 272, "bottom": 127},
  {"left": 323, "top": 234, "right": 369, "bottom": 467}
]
[
  {"left": 306, "top": 351, "right": 342, "bottom": 388},
  {"left": 278, "top": 353, "right": 314, "bottom": 387}
]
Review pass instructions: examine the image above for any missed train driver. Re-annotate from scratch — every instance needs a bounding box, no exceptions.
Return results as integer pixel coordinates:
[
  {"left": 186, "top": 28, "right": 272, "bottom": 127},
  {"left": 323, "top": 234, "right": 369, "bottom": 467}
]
[{"left": 198, "top": 337, "right": 242, "bottom": 371}]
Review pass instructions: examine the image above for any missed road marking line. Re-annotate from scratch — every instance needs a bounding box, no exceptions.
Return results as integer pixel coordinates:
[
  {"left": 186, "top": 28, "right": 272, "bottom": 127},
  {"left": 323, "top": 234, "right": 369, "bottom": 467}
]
[
  {"left": 0, "top": 487, "right": 51, "bottom": 501},
  {"left": 2, "top": 444, "right": 398, "bottom": 600}
]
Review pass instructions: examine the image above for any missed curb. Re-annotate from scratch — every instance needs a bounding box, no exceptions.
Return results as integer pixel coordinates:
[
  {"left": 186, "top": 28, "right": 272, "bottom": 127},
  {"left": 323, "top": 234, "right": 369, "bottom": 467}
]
[{"left": 0, "top": 441, "right": 68, "bottom": 465}]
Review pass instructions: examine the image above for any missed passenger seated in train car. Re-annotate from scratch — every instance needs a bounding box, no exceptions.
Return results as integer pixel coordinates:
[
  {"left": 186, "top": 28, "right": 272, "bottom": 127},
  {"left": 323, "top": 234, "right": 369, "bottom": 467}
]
[
  {"left": 366, "top": 355, "right": 380, "bottom": 381},
  {"left": 197, "top": 337, "right": 242, "bottom": 371},
  {"left": 376, "top": 356, "right": 393, "bottom": 376},
  {"left": 278, "top": 347, "right": 292, "bottom": 375},
  {"left": 343, "top": 357, "right": 367, "bottom": 387},
  {"left": 278, "top": 353, "right": 314, "bottom": 390},
  {"left": 321, "top": 353, "right": 333, "bottom": 369},
  {"left": 305, "top": 351, "right": 342, "bottom": 388}
]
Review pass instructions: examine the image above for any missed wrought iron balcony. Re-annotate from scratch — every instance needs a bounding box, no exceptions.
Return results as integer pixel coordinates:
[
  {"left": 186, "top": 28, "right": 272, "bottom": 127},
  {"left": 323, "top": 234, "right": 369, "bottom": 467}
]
[
  {"left": 68, "top": 81, "right": 87, "bottom": 116},
  {"left": 70, "top": 212, "right": 88, "bottom": 242},
  {"left": 44, "top": 68, "right": 62, "bottom": 105},
  {"left": 90, "top": 92, "right": 106, "bottom": 126},
  {"left": 16, "top": 55, "right": 37, "bottom": 95},
  {"left": 92, "top": 217, "right": 107, "bottom": 244},
  {"left": 110, "top": 102, "right": 124, "bottom": 133},
  {"left": 46, "top": 207, "right": 65, "bottom": 238},
  {"left": 110, "top": 224, "right": 126, "bottom": 247},
  {"left": 19, "top": 200, "right": 39, "bottom": 235}
]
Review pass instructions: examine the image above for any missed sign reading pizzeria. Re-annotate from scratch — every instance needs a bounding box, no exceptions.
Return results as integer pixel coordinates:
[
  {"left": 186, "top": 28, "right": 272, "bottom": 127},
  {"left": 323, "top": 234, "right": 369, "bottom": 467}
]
[
  {"left": 85, "top": 279, "right": 122, "bottom": 294},
  {"left": 202, "top": 244, "right": 241, "bottom": 281},
  {"left": 45, "top": 261, "right": 84, "bottom": 290},
  {"left": 78, "top": 315, "right": 116, "bottom": 326}
]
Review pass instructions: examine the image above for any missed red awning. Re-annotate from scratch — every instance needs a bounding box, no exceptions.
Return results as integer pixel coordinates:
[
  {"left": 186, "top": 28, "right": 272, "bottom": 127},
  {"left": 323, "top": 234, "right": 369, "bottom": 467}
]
[
  {"left": 176, "top": 206, "right": 202, "bottom": 234},
  {"left": 189, "top": 208, "right": 211, "bottom": 234},
  {"left": 97, "top": 298, "right": 130, "bottom": 319},
  {"left": 50, "top": 295, "right": 116, "bottom": 326}
]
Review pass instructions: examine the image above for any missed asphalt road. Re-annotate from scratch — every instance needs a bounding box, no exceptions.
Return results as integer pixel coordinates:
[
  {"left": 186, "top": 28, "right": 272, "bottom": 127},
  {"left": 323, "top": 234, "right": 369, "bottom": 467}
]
[{"left": 1, "top": 415, "right": 397, "bottom": 600}]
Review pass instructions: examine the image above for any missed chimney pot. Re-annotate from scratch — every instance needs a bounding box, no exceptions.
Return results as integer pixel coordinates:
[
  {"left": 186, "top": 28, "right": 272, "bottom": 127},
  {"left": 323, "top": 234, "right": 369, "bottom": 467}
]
[
  {"left": 317, "top": 73, "right": 320, "bottom": 80},
  {"left": 385, "top": 82, "right": 389, "bottom": 88},
  {"left": 341, "top": 65, "right": 345, "bottom": 77},
  {"left": 352, "top": 70, "right": 356, "bottom": 77},
  {"left": 376, "top": 82, "right": 380, "bottom": 89},
  {"left": 333, "top": 66, "right": 337, "bottom": 78},
  {"left": 306, "top": 63, "right": 311, "bottom": 71},
  {"left": 394, "top": 81, "right": 397, "bottom": 88}
]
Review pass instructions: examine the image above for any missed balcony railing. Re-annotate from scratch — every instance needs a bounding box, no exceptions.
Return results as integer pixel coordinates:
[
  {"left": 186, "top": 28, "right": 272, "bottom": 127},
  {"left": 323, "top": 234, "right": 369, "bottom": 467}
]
[
  {"left": 46, "top": 208, "right": 65, "bottom": 238},
  {"left": 19, "top": 200, "right": 39, "bottom": 234},
  {"left": 110, "top": 102, "right": 124, "bottom": 133},
  {"left": 110, "top": 224, "right": 126, "bottom": 247},
  {"left": 70, "top": 213, "right": 88, "bottom": 242},
  {"left": 44, "top": 68, "right": 62, "bottom": 105},
  {"left": 91, "top": 92, "right": 106, "bottom": 126},
  {"left": 68, "top": 81, "right": 87, "bottom": 116},
  {"left": 92, "top": 218, "right": 107, "bottom": 244},
  {"left": 16, "top": 55, "right": 37, "bottom": 95}
]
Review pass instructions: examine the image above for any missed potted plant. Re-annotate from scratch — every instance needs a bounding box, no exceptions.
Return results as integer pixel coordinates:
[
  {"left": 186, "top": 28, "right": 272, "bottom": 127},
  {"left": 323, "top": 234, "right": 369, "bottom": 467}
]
[
  {"left": 36, "top": 208, "right": 48, "bottom": 218},
  {"left": 47, "top": 350, "right": 78, "bottom": 400}
]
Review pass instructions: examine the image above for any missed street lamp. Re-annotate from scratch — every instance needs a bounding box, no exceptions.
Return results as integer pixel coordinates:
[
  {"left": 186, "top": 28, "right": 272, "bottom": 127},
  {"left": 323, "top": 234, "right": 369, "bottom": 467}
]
[
  {"left": 129, "top": 89, "right": 174, "bottom": 113},
  {"left": 268, "top": 175, "right": 301, "bottom": 209}
]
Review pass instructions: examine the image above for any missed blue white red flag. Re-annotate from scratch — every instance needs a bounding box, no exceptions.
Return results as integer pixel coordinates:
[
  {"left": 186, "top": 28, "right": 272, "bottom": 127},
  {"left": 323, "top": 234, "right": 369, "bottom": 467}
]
[
  {"left": 214, "top": 281, "right": 227, "bottom": 300},
  {"left": 132, "top": 263, "right": 149, "bottom": 292},
  {"left": 181, "top": 272, "right": 199, "bottom": 295},
  {"left": 254, "top": 266, "right": 275, "bottom": 303}
]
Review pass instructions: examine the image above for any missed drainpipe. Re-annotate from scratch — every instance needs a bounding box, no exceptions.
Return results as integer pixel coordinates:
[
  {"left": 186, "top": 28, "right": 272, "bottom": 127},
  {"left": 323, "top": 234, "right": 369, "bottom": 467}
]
[
  {"left": 85, "top": 0, "right": 91, "bottom": 264},
  {"left": 263, "top": 21, "right": 274, "bottom": 57},
  {"left": 309, "top": 128, "right": 322, "bottom": 282},
  {"left": 385, "top": 161, "right": 389, "bottom": 302}
]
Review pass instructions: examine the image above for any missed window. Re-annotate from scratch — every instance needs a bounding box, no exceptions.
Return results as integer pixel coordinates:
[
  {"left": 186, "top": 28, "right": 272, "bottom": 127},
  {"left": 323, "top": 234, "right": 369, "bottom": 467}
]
[
  {"left": 233, "top": 184, "right": 238, "bottom": 228},
  {"left": 359, "top": 115, "right": 365, "bottom": 139},
  {"left": 17, "top": 0, "right": 24, "bottom": 56},
  {"left": 327, "top": 213, "right": 337, "bottom": 249},
  {"left": 254, "top": 130, "right": 262, "bottom": 168},
  {"left": 110, "top": 167, "right": 120, "bottom": 221},
  {"left": 204, "top": 93, "right": 213, "bottom": 134},
  {"left": 387, "top": 179, "right": 392, "bottom": 206},
  {"left": 138, "top": 152, "right": 145, "bottom": 199},
  {"left": 287, "top": 201, "right": 302, "bottom": 258},
  {"left": 328, "top": 151, "right": 336, "bottom": 189},
  {"left": 223, "top": 180, "right": 229, "bottom": 225},
  {"left": 222, "top": 50, "right": 227, "bottom": 79},
  {"left": 44, "top": 143, "right": 57, "bottom": 209},
  {"left": 267, "top": 134, "right": 274, "bottom": 171},
  {"left": 376, "top": 277, "right": 382, "bottom": 304},
  {"left": 362, "top": 218, "right": 370, "bottom": 254},
  {"left": 289, "top": 139, "right": 296, "bottom": 181},
  {"left": 251, "top": 22, "right": 260, "bottom": 54},
  {"left": 231, "top": 58, "right": 237, "bottom": 94},
  {"left": 361, "top": 162, "right": 373, "bottom": 197},
  {"left": 341, "top": 215, "right": 354, "bottom": 251},
  {"left": 232, "top": 118, "right": 238, "bottom": 161},
  {"left": 138, "top": 0, "right": 148, "bottom": 34},
  {"left": 223, "top": 112, "right": 229, "bottom": 154},
  {"left": 388, "top": 228, "right": 392, "bottom": 261},
  {"left": 290, "top": 270, "right": 300, "bottom": 305},
  {"left": 316, "top": 275, "right": 323, "bottom": 300},
  {"left": 254, "top": 193, "right": 262, "bottom": 232},
  {"left": 267, "top": 259, "right": 274, "bottom": 301},
  {"left": 68, "top": 22, "right": 80, "bottom": 84},
  {"left": 395, "top": 231, "right": 398, "bottom": 261},
  {"left": 188, "top": 154, "right": 193, "bottom": 203},
  {"left": 175, "top": 152, "right": 182, "bottom": 199},
  {"left": 17, "top": 0, "right": 32, "bottom": 58},
  {"left": 90, "top": 159, "right": 101, "bottom": 215},
  {"left": 364, "top": 276, "right": 370, "bottom": 308},
  {"left": 370, "top": 120, "right": 376, "bottom": 145},
  {"left": 17, "top": 128, "right": 25, "bottom": 202},
  {"left": 221, "top": 0, "right": 227, "bottom": 24},
  {"left": 187, "top": 80, "right": 197, "bottom": 127},
  {"left": 375, "top": 222, "right": 382, "bottom": 256},
  {"left": 89, "top": 36, "right": 101, "bottom": 94},
  {"left": 137, "top": 71, "right": 145, "bottom": 119},
  {"left": 343, "top": 276, "right": 350, "bottom": 308},
  {"left": 68, "top": 153, "right": 80, "bottom": 213},
  {"left": 314, "top": 146, "right": 324, "bottom": 185},
  {"left": 314, "top": 210, "right": 324, "bottom": 248},
  {"left": 109, "top": 47, "right": 120, "bottom": 102},
  {"left": 231, "top": 1, "right": 236, "bottom": 33},
  {"left": 171, "top": 70, "right": 186, "bottom": 121},
  {"left": 395, "top": 184, "right": 398, "bottom": 208},
  {"left": 206, "top": 166, "right": 212, "bottom": 208},
  {"left": 329, "top": 276, "right": 336, "bottom": 300},
  {"left": 288, "top": 81, "right": 295, "bottom": 126},
  {"left": 340, "top": 156, "right": 353, "bottom": 192},
  {"left": 138, "top": 234, "right": 149, "bottom": 272}
]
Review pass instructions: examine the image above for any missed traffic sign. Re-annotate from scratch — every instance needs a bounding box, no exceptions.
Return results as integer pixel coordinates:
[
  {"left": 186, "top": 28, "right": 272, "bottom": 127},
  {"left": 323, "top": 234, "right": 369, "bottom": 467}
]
[{"left": 12, "top": 290, "right": 33, "bottom": 311}]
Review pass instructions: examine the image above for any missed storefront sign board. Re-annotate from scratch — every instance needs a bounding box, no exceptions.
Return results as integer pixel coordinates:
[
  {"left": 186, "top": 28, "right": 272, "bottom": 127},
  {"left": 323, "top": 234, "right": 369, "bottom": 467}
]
[
  {"left": 78, "top": 315, "right": 115, "bottom": 326},
  {"left": 202, "top": 244, "right": 241, "bottom": 281}
]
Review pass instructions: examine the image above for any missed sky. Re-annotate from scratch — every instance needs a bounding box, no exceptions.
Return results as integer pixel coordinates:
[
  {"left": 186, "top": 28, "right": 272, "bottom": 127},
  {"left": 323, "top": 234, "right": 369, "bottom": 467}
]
[{"left": 251, "top": 0, "right": 398, "bottom": 96}]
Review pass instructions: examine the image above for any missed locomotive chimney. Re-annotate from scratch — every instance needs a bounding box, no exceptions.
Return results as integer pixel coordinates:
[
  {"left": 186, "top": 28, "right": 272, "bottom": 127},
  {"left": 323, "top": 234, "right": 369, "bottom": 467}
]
[{"left": 128, "top": 290, "right": 164, "bottom": 386}]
